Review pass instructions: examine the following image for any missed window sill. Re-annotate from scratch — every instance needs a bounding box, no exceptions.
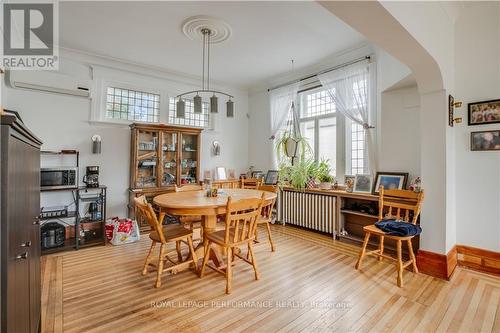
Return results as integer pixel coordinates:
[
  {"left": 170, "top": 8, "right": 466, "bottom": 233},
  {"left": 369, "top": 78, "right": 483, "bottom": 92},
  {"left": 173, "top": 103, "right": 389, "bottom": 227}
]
[{"left": 88, "top": 119, "right": 156, "bottom": 128}]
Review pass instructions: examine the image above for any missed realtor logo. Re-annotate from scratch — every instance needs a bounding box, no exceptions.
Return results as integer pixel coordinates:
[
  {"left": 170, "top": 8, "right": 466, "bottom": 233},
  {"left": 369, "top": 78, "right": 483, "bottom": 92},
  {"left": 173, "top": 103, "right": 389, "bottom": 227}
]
[{"left": 1, "top": 2, "right": 59, "bottom": 70}]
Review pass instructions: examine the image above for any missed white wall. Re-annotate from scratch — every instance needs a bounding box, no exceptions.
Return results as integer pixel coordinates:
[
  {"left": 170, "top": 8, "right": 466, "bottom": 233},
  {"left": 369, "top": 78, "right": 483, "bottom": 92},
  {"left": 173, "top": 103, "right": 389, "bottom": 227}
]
[
  {"left": 248, "top": 45, "right": 417, "bottom": 177},
  {"left": 379, "top": 85, "right": 420, "bottom": 180},
  {"left": 247, "top": 43, "right": 376, "bottom": 173},
  {"left": 2, "top": 50, "right": 249, "bottom": 218},
  {"left": 381, "top": 1, "right": 456, "bottom": 93},
  {"left": 454, "top": 3, "right": 500, "bottom": 251}
]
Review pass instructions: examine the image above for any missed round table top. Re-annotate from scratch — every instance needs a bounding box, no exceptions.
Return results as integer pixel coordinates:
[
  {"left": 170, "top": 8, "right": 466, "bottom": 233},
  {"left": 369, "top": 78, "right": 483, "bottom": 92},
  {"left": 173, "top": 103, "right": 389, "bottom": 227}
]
[{"left": 153, "top": 188, "right": 277, "bottom": 210}]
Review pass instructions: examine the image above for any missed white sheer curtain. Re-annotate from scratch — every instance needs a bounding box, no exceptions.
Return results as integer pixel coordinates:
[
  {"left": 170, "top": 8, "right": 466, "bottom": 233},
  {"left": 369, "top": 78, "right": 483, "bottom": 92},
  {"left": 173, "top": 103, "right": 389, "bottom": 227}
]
[
  {"left": 269, "top": 81, "right": 300, "bottom": 168},
  {"left": 318, "top": 61, "right": 377, "bottom": 175}
]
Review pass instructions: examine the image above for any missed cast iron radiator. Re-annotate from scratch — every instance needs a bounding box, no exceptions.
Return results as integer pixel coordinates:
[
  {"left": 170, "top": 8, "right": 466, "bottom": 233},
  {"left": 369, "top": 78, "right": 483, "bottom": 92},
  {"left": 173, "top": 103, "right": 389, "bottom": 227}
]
[{"left": 278, "top": 189, "right": 336, "bottom": 234}]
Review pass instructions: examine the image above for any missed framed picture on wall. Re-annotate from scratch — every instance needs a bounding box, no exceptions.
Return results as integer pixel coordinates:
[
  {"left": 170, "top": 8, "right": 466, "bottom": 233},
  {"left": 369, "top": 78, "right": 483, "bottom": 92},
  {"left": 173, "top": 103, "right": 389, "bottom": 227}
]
[
  {"left": 372, "top": 172, "right": 409, "bottom": 194},
  {"left": 471, "top": 130, "right": 500, "bottom": 151},
  {"left": 353, "top": 174, "right": 372, "bottom": 193},
  {"left": 468, "top": 99, "right": 500, "bottom": 125}
]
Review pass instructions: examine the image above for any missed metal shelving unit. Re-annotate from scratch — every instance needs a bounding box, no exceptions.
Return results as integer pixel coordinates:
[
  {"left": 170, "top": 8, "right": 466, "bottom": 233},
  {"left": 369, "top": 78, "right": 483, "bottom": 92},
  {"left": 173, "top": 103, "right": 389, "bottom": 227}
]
[{"left": 40, "top": 150, "right": 107, "bottom": 254}]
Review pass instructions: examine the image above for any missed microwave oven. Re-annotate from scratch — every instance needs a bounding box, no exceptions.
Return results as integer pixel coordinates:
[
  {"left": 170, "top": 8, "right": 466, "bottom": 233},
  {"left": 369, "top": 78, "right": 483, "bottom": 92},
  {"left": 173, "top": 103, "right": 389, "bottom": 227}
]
[{"left": 40, "top": 167, "right": 78, "bottom": 190}]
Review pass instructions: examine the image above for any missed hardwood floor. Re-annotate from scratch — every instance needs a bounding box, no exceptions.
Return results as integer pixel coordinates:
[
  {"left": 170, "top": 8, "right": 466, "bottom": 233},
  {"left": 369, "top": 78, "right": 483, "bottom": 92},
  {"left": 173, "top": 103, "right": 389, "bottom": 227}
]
[{"left": 41, "top": 225, "right": 500, "bottom": 333}]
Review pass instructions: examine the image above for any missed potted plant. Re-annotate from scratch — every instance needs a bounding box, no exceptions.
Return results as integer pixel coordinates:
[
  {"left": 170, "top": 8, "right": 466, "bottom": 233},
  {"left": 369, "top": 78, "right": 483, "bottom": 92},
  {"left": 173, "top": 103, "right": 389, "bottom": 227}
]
[
  {"left": 278, "top": 158, "right": 319, "bottom": 190},
  {"left": 275, "top": 130, "right": 310, "bottom": 164},
  {"left": 316, "top": 159, "right": 335, "bottom": 190}
]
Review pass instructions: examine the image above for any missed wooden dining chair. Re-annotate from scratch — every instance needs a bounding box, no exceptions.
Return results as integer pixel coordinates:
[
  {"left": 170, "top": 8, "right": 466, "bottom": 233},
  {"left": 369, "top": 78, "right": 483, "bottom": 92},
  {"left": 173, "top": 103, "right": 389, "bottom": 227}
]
[
  {"left": 174, "top": 184, "right": 203, "bottom": 244},
  {"left": 199, "top": 194, "right": 266, "bottom": 294},
  {"left": 134, "top": 196, "right": 198, "bottom": 288},
  {"left": 241, "top": 178, "right": 263, "bottom": 189},
  {"left": 256, "top": 185, "right": 278, "bottom": 252},
  {"left": 355, "top": 186, "right": 424, "bottom": 287}
]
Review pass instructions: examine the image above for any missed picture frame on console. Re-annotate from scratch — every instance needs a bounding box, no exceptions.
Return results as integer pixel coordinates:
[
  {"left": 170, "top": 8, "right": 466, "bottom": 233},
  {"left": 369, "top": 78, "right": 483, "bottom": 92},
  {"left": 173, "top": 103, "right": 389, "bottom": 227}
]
[
  {"left": 353, "top": 174, "right": 372, "bottom": 193},
  {"left": 252, "top": 171, "right": 265, "bottom": 179},
  {"left": 372, "top": 172, "right": 409, "bottom": 194},
  {"left": 264, "top": 170, "right": 279, "bottom": 185},
  {"left": 216, "top": 167, "right": 227, "bottom": 180}
]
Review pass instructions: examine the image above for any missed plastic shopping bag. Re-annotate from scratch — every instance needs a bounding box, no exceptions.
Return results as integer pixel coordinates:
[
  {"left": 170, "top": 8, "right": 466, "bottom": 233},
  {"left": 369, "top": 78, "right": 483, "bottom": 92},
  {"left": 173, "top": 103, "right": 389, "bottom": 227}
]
[{"left": 106, "top": 217, "right": 140, "bottom": 245}]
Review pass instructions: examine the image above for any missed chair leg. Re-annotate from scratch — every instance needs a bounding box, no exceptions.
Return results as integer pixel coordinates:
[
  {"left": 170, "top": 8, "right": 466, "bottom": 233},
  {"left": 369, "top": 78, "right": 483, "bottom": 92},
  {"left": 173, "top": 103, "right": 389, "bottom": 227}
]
[
  {"left": 248, "top": 242, "right": 260, "bottom": 280},
  {"left": 176, "top": 240, "right": 183, "bottom": 263},
  {"left": 396, "top": 240, "right": 403, "bottom": 288},
  {"left": 355, "top": 232, "right": 371, "bottom": 270},
  {"left": 255, "top": 227, "right": 259, "bottom": 242},
  {"left": 199, "top": 240, "right": 211, "bottom": 278},
  {"left": 142, "top": 241, "right": 156, "bottom": 275},
  {"left": 378, "top": 236, "right": 384, "bottom": 261},
  {"left": 187, "top": 235, "right": 198, "bottom": 271},
  {"left": 265, "top": 222, "right": 276, "bottom": 252},
  {"left": 226, "top": 247, "right": 233, "bottom": 294},
  {"left": 407, "top": 239, "right": 418, "bottom": 273},
  {"left": 155, "top": 244, "right": 166, "bottom": 288}
]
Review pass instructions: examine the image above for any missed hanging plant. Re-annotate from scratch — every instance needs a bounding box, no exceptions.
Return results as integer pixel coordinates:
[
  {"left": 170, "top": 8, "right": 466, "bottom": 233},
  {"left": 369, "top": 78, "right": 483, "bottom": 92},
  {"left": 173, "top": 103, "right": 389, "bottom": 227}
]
[{"left": 275, "top": 130, "right": 311, "bottom": 163}]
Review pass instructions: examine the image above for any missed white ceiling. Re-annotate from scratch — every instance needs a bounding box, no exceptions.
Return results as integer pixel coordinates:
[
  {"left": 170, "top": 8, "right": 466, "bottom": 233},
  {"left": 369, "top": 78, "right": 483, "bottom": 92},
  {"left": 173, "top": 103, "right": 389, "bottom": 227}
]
[{"left": 60, "top": 1, "right": 365, "bottom": 89}]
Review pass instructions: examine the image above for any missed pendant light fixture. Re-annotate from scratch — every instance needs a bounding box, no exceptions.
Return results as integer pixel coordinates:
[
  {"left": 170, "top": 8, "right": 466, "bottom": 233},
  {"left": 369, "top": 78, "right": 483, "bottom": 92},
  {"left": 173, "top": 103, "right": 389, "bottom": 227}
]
[{"left": 176, "top": 27, "right": 234, "bottom": 118}]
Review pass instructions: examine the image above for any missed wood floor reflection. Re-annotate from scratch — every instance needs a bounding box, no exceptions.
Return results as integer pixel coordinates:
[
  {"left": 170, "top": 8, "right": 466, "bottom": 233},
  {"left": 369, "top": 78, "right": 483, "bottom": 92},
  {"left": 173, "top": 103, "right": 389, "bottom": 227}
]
[{"left": 41, "top": 224, "right": 500, "bottom": 333}]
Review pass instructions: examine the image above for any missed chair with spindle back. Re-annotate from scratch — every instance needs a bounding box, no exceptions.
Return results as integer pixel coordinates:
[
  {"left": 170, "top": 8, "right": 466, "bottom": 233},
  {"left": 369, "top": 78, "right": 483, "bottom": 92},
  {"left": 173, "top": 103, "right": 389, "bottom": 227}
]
[
  {"left": 199, "top": 194, "right": 266, "bottom": 294},
  {"left": 241, "top": 177, "right": 263, "bottom": 189},
  {"left": 134, "top": 196, "right": 198, "bottom": 288},
  {"left": 355, "top": 186, "right": 424, "bottom": 287},
  {"left": 256, "top": 185, "right": 278, "bottom": 252}
]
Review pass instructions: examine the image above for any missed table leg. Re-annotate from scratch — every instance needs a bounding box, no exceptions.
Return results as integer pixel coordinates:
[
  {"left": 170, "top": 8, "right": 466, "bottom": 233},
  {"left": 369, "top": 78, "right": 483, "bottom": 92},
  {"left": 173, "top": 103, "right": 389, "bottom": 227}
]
[
  {"left": 158, "top": 210, "right": 166, "bottom": 225},
  {"left": 195, "top": 215, "right": 224, "bottom": 268}
]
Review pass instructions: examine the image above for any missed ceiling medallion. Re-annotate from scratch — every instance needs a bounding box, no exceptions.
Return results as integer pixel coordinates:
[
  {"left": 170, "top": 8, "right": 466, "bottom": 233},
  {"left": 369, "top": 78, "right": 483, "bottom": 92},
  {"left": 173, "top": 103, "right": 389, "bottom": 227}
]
[
  {"left": 177, "top": 16, "right": 234, "bottom": 119},
  {"left": 181, "top": 15, "right": 232, "bottom": 44}
]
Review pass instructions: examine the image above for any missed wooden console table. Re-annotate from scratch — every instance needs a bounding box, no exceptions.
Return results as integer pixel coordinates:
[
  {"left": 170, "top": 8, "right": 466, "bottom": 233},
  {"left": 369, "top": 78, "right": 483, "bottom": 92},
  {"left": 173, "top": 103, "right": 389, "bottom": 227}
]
[{"left": 278, "top": 187, "right": 419, "bottom": 256}]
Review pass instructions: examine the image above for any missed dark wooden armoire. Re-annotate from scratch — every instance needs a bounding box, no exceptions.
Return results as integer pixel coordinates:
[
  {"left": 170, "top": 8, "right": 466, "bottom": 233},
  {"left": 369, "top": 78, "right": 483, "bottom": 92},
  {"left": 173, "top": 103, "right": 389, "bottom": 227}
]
[{"left": 1, "top": 113, "right": 43, "bottom": 333}]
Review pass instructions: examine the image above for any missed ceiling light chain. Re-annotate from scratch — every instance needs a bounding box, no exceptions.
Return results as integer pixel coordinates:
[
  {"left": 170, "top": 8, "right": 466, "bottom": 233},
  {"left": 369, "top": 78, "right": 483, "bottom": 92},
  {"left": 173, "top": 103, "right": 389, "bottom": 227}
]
[{"left": 176, "top": 26, "right": 234, "bottom": 118}]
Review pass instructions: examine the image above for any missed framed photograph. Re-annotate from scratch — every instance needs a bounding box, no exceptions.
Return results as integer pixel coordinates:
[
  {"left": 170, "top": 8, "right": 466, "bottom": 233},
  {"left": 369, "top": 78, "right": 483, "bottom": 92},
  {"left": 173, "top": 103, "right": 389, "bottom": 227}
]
[
  {"left": 353, "top": 174, "right": 372, "bottom": 193},
  {"left": 372, "top": 172, "right": 409, "bottom": 194},
  {"left": 344, "top": 175, "right": 355, "bottom": 185},
  {"left": 264, "top": 170, "right": 279, "bottom": 185},
  {"left": 468, "top": 99, "right": 500, "bottom": 126},
  {"left": 251, "top": 171, "right": 265, "bottom": 179},
  {"left": 216, "top": 167, "right": 227, "bottom": 180},
  {"left": 471, "top": 130, "right": 500, "bottom": 151},
  {"left": 227, "top": 169, "right": 236, "bottom": 179}
]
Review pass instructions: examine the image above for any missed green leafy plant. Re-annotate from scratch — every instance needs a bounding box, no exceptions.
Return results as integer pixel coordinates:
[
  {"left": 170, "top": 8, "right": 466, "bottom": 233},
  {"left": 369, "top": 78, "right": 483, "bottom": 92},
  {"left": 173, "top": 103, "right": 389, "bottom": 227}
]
[
  {"left": 316, "top": 159, "right": 334, "bottom": 183},
  {"left": 278, "top": 158, "right": 317, "bottom": 189}
]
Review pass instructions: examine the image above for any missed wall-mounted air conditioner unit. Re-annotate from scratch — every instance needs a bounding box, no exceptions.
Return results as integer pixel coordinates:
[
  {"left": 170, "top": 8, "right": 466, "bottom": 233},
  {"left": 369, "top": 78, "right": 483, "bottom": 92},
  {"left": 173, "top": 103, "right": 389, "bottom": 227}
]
[{"left": 5, "top": 70, "right": 90, "bottom": 98}]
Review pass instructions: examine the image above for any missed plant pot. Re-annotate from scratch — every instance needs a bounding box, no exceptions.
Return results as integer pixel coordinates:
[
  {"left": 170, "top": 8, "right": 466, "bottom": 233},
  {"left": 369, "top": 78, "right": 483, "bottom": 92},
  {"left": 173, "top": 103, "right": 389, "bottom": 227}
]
[
  {"left": 284, "top": 138, "right": 299, "bottom": 158},
  {"left": 319, "top": 182, "right": 332, "bottom": 190}
]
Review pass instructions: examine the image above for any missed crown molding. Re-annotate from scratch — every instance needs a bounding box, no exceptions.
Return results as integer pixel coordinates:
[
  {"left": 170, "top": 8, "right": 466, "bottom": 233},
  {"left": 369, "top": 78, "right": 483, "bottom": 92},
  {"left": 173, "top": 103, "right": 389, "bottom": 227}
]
[{"left": 59, "top": 46, "right": 248, "bottom": 96}]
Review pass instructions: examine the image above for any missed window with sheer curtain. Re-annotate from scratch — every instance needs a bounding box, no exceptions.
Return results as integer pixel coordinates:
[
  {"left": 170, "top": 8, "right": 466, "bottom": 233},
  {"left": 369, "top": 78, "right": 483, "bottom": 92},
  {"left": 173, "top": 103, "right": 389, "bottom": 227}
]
[{"left": 294, "top": 83, "right": 368, "bottom": 177}]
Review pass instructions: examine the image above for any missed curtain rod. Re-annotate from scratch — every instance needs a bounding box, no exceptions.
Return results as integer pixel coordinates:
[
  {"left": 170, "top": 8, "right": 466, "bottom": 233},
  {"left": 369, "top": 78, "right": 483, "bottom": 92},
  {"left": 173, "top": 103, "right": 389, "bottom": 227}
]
[{"left": 267, "top": 55, "right": 372, "bottom": 92}]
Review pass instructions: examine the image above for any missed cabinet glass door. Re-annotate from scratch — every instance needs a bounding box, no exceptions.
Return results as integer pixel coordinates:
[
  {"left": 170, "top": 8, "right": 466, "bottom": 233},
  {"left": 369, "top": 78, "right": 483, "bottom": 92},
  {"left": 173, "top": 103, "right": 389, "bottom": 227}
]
[
  {"left": 136, "top": 129, "right": 158, "bottom": 188},
  {"left": 161, "top": 131, "right": 177, "bottom": 186},
  {"left": 180, "top": 133, "right": 198, "bottom": 184}
]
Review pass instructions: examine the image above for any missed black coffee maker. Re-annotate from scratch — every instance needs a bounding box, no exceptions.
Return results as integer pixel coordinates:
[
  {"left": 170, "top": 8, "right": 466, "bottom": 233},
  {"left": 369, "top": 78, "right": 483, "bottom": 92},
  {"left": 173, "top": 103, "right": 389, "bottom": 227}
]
[{"left": 83, "top": 166, "right": 99, "bottom": 188}]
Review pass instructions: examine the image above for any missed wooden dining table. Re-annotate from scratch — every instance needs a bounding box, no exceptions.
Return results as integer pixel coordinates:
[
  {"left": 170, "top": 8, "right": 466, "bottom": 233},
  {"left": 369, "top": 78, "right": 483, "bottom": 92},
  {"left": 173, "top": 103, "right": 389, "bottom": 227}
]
[{"left": 153, "top": 188, "right": 277, "bottom": 268}]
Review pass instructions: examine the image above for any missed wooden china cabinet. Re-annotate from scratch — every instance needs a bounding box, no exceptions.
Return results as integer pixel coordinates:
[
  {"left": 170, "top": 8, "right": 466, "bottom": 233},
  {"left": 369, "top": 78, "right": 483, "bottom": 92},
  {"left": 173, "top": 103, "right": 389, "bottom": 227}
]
[{"left": 128, "top": 123, "right": 202, "bottom": 228}]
